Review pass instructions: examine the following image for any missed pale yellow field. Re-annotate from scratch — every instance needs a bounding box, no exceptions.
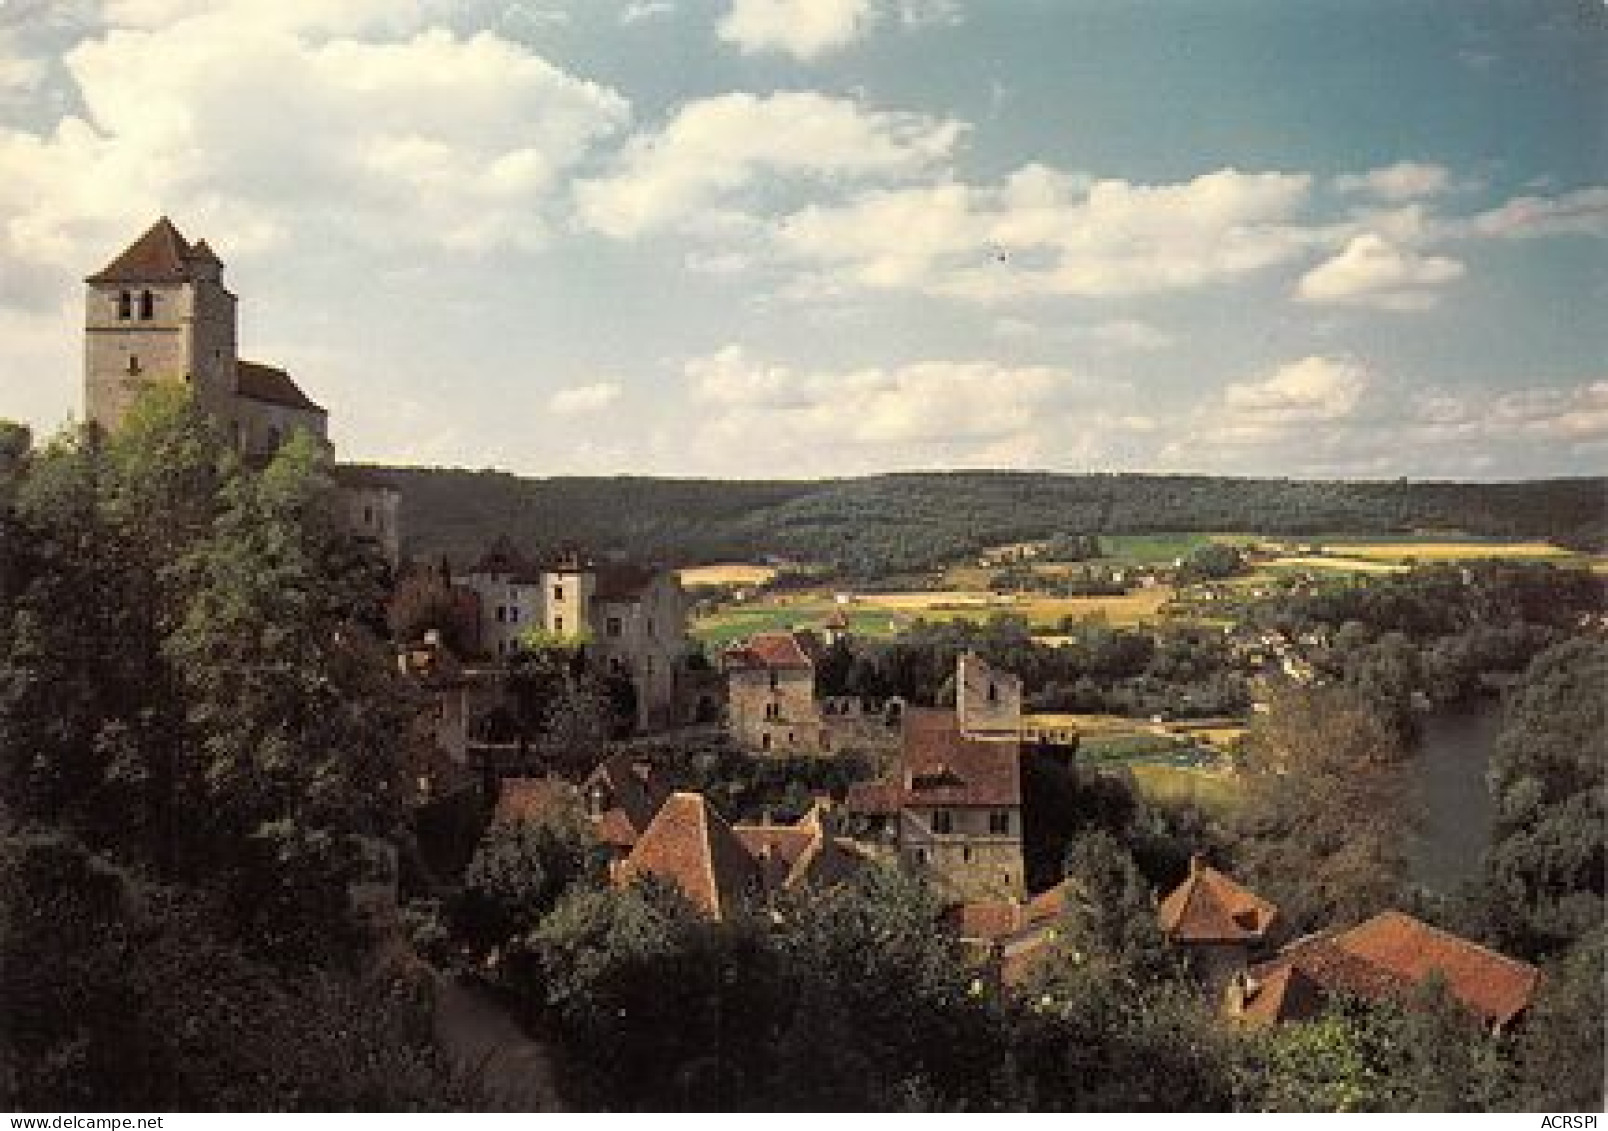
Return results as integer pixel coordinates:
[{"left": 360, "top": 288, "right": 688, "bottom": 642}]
[
  {"left": 1338, "top": 542, "right": 1577, "bottom": 561},
  {"left": 1267, "top": 554, "right": 1406, "bottom": 574},
  {"left": 678, "top": 563, "right": 779, "bottom": 587},
  {"left": 855, "top": 590, "right": 1012, "bottom": 610}
]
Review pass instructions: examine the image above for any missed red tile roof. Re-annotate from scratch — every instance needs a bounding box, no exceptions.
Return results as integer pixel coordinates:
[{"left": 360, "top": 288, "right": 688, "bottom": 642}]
[
  {"left": 494, "top": 777, "right": 577, "bottom": 823},
  {"left": 235, "top": 361, "right": 326, "bottom": 414},
  {"left": 87, "top": 217, "right": 200, "bottom": 284},
  {"left": 1241, "top": 911, "right": 1540, "bottom": 1028},
  {"left": 582, "top": 754, "right": 672, "bottom": 850},
  {"left": 616, "top": 792, "right": 761, "bottom": 919},
  {"left": 1158, "top": 858, "right": 1278, "bottom": 944},
  {"left": 848, "top": 709, "right": 1021, "bottom": 812},
  {"left": 724, "top": 630, "right": 819, "bottom": 671}
]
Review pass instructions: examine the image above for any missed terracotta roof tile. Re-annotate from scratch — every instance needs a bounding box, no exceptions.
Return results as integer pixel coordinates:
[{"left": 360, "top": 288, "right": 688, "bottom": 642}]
[
  {"left": 583, "top": 754, "right": 672, "bottom": 848},
  {"left": 235, "top": 361, "right": 326, "bottom": 414},
  {"left": 617, "top": 792, "right": 761, "bottom": 919},
  {"left": 849, "top": 709, "right": 1021, "bottom": 812},
  {"left": 1241, "top": 911, "right": 1540, "bottom": 1027},
  {"left": 494, "top": 777, "right": 577, "bottom": 823},
  {"left": 1158, "top": 859, "right": 1278, "bottom": 944},
  {"left": 724, "top": 630, "right": 819, "bottom": 671}
]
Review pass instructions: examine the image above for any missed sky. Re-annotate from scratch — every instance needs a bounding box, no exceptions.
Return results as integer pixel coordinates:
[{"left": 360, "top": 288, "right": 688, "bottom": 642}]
[{"left": 0, "top": 0, "right": 1604, "bottom": 480}]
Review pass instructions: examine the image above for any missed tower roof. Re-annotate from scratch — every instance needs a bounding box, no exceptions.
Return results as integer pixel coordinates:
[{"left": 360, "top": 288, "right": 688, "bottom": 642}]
[{"left": 87, "top": 217, "right": 201, "bottom": 285}]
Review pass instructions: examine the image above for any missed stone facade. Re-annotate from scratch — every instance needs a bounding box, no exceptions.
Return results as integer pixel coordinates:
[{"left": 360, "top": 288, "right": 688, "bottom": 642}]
[
  {"left": 956, "top": 651, "right": 1024, "bottom": 738},
  {"left": 455, "top": 540, "right": 693, "bottom": 733},
  {"left": 723, "top": 629, "right": 902, "bottom": 757},
  {"left": 84, "top": 218, "right": 400, "bottom": 565},
  {"left": 847, "top": 655, "right": 1028, "bottom": 902}
]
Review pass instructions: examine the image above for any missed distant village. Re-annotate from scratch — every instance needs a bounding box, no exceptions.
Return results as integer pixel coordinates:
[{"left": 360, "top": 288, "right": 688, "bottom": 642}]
[{"left": 82, "top": 218, "right": 1546, "bottom": 1038}]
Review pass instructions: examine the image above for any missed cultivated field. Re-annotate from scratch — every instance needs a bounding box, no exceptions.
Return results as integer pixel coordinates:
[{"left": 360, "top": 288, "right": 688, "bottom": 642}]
[{"left": 678, "top": 563, "right": 780, "bottom": 587}]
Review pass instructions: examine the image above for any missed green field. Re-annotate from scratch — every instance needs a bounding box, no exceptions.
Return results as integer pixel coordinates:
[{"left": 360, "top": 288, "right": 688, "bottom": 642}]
[{"left": 1126, "top": 764, "right": 1243, "bottom": 813}]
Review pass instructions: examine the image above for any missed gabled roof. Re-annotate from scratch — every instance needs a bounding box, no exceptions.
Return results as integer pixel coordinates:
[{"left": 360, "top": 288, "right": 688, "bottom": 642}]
[
  {"left": 616, "top": 792, "right": 761, "bottom": 919},
  {"left": 848, "top": 708, "right": 1021, "bottom": 812},
  {"left": 592, "top": 562, "right": 660, "bottom": 602},
  {"left": 1158, "top": 858, "right": 1278, "bottom": 944},
  {"left": 583, "top": 754, "right": 672, "bottom": 850},
  {"left": 87, "top": 217, "right": 200, "bottom": 284},
  {"left": 1241, "top": 911, "right": 1540, "bottom": 1028},
  {"left": 733, "top": 818, "right": 869, "bottom": 893},
  {"left": 724, "top": 630, "right": 820, "bottom": 671},
  {"left": 235, "top": 361, "right": 326, "bottom": 414}
]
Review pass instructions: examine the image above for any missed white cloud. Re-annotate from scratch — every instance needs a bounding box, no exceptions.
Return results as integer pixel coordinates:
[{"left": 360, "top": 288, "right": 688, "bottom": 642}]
[
  {"left": 620, "top": 1, "right": 675, "bottom": 24},
  {"left": 575, "top": 91, "right": 962, "bottom": 238},
  {"left": 550, "top": 380, "right": 623, "bottom": 414},
  {"left": 682, "top": 344, "right": 1147, "bottom": 471},
  {"left": 1334, "top": 161, "right": 1453, "bottom": 201},
  {"left": 991, "top": 317, "right": 1173, "bottom": 352},
  {"left": 776, "top": 165, "right": 1317, "bottom": 300},
  {"left": 1466, "top": 186, "right": 1608, "bottom": 240},
  {"left": 0, "top": 14, "right": 629, "bottom": 311},
  {"left": 1297, "top": 233, "right": 1464, "bottom": 311},
  {"left": 717, "top": 0, "right": 877, "bottom": 60},
  {"left": 1222, "top": 355, "right": 1370, "bottom": 423}
]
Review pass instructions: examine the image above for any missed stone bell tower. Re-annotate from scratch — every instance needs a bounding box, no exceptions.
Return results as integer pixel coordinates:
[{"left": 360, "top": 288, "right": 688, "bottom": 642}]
[{"left": 83, "top": 216, "right": 238, "bottom": 432}]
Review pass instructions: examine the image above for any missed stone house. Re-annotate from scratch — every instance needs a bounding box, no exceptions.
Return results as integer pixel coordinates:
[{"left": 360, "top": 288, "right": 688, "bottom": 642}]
[
  {"left": 722, "top": 628, "right": 903, "bottom": 756},
  {"left": 614, "top": 792, "right": 870, "bottom": 920},
  {"left": 84, "top": 218, "right": 400, "bottom": 564},
  {"left": 848, "top": 706, "right": 1026, "bottom": 901},
  {"left": 1157, "top": 857, "right": 1280, "bottom": 992},
  {"left": 455, "top": 539, "right": 693, "bottom": 733}
]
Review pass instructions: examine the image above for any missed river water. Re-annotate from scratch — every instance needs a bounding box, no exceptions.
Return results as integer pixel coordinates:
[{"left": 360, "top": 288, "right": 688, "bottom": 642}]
[{"left": 1409, "top": 696, "right": 1504, "bottom": 893}]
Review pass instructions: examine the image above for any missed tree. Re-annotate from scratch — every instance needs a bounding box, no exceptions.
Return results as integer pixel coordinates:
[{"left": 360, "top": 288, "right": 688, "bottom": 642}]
[
  {"left": 1054, "top": 830, "right": 1175, "bottom": 978},
  {"left": 1231, "top": 684, "right": 1412, "bottom": 932},
  {"left": 1509, "top": 929, "right": 1606, "bottom": 1110},
  {"left": 1482, "top": 638, "right": 1606, "bottom": 959},
  {"left": 457, "top": 809, "right": 598, "bottom": 955}
]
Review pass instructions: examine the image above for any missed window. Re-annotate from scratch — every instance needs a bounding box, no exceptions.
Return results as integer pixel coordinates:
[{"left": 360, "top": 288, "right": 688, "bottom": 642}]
[
  {"left": 495, "top": 605, "right": 506, "bottom": 623},
  {"left": 126, "top": 354, "right": 141, "bottom": 375},
  {"left": 645, "top": 657, "right": 655, "bottom": 675},
  {"left": 117, "top": 291, "right": 132, "bottom": 319},
  {"left": 553, "top": 615, "right": 563, "bottom": 633},
  {"left": 647, "top": 618, "right": 656, "bottom": 638},
  {"left": 768, "top": 671, "right": 779, "bottom": 691},
  {"left": 962, "top": 845, "right": 973, "bottom": 863},
  {"left": 932, "top": 810, "right": 953, "bottom": 835},
  {"left": 363, "top": 506, "right": 374, "bottom": 524},
  {"left": 764, "top": 702, "right": 780, "bottom": 720},
  {"left": 912, "top": 848, "right": 929, "bottom": 866},
  {"left": 606, "top": 617, "right": 623, "bottom": 637},
  {"left": 138, "top": 290, "right": 155, "bottom": 320},
  {"left": 989, "top": 810, "right": 1011, "bottom": 836},
  {"left": 987, "top": 681, "right": 999, "bottom": 703},
  {"left": 508, "top": 607, "right": 519, "bottom": 624},
  {"left": 761, "top": 733, "right": 772, "bottom": 751},
  {"left": 553, "top": 584, "right": 565, "bottom": 601}
]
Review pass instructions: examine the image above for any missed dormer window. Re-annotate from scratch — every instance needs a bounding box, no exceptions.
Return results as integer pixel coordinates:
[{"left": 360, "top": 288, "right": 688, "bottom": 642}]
[
  {"left": 117, "top": 291, "right": 133, "bottom": 319},
  {"left": 138, "top": 290, "right": 155, "bottom": 320}
]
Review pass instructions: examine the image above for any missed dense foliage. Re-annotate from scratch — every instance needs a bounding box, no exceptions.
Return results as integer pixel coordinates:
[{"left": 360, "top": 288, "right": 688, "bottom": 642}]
[
  {"left": 0, "top": 396, "right": 462, "bottom": 1109},
  {"left": 374, "top": 465, "right": 1608, "bottom": 574}
]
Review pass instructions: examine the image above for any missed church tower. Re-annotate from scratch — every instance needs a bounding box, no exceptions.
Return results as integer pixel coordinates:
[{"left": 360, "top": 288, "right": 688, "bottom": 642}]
[{"left": 83, "top": 217, "right": 238, "bottom": 432}]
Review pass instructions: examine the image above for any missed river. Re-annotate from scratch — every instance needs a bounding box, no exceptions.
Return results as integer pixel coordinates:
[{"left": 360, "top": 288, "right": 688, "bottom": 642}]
[{"left": 1409, "top": 696, "right": 1504, "bottom": 894}]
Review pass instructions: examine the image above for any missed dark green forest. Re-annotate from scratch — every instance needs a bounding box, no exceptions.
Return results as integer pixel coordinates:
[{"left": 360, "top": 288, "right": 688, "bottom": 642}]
[{"left": 367, "top": 465, "right": 1607, "bottom": 573}]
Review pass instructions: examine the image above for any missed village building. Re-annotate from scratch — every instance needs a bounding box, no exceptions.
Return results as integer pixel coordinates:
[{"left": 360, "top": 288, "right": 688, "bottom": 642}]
[
  {"left": 451, "top": 538, "right": 693, "bottom": 733},
  {"left": 580, "top": 753, "right": 675, "bottom": 861},
  {"left": 84, "top": 218, "right": 401, "bottom": 564},
  {"left": 1228, "top": 910, "right": 1540, "bottom": 1032},
  {"left": 722, "top": 627, "right": 902, "bottom": 756},
  {"left": 1157, "top": 857, "right": 1280, "bottom": 991},
  {"left": 612, "top": 792, "right": 870, "bottom": 920},
  {"left": 945, "top": 878, "right": 1075, "bottom": 989}
]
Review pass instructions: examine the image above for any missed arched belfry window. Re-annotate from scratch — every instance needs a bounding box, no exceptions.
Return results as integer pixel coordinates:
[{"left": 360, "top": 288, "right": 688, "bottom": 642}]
[
  {"left": 117, "top": 291, "right": 132, "bottom": 319},
  {"left": 138, "top": 290, "right": 155, "bottom": 320}
]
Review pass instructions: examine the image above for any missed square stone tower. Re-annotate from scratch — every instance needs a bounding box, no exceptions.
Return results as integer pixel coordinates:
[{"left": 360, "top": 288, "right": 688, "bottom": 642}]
[
  {"left": 84, "top": 217, "right": 238, "bottom": 432},
  {"left": 956, "top": 651, "right": 1023, "bottom": 738}
]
